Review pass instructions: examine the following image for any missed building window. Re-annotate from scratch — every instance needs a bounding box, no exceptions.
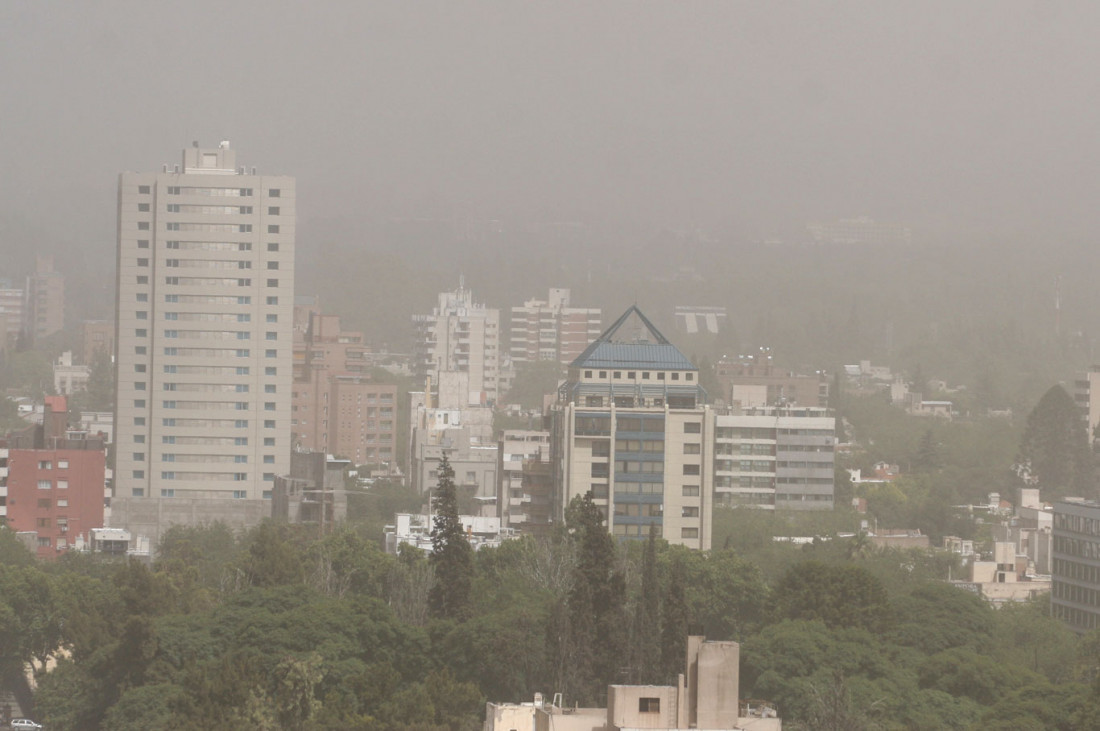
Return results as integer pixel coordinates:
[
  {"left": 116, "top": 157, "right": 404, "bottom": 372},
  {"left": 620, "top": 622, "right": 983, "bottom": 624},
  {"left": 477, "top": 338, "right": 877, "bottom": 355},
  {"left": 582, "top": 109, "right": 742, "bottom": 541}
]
[
  {"left": 161, "top": 489, "right": 175, "bottom": 497},
  {"left": 269, "top": 188, "right": 281, "bottom": 197},
  {"left": 135, "top": 329, "right": 146, "bottom": 337},
  {"left": 37, "top": 479, "right": 51, "bottom": 490},
  {"left": 134, "top": 399, "right": 145, "bottom": 408},
  {"left": 683, "top": 485, "right": 700, "bottom": 496},
  {"left": 267, "top": 225, "right": 279, "bottom": 234},
  {"left": 265, "top": 367, "right": 277, "bottom": 376},
  {"left": 137, "top": 239, "right": 149, "bottom": 248},
  {"left": 132, "top": 487, "right": 144, "bottom": 496},
  {"left": 57, "top": 480, "right": 68, "bottom": 489},
  {"left": 265, "top": 385, "right": 276, "bottom": 393},
  {"left": 267, "top": 243, "right": 279, "bottom": 251},
  {"left": 138, "top": 203, "right": 150, "bottom": 212},
  {"left": 233, "top": 490, "right": 247, "bottom": 499},
  {"left": 682, "top": 506, "right": 700, "bottom": 518},
  {"left": 132, "top": 473, "right": 144, "bottom": 482},
  {"left": 266, "top": 296, "right": 278, "bottom": 305},
  {"left": 136, "top": 293, "right": 148, "bottom": 302},
  {"left": 684, "top": 443, "right": 701, "bottom": 454},
  {"left": 137, "top": 221, "right": 150, "bottom": 230},
  {"left": 265, "top": 349, "right": 277, "bottom": 358},
  {"left": 134, "top": 417, "right": 145, "bottom": 425},
  {"left": 268, "top": 206, "right": 280, "bottom": 215},
  {"left": 684, "top": 422, "right": 701, "bottom": 434},
  {"left": 264, "top": 437, "right": 275, "bottom": 446},
  {"left": 264, "top": 420, "right": 275, "bottom": 428},
  {"left": 683, "top": 464, "right": 700, "bottom": 476},
  {"left": 267, "top": 261, "right": 279, "bottom": 270},
  {"left": 138, "top": 185, "right": 150, "bottom": 194},
  {"left": 267, "top": 279, "right": 278, "bottom": 287},
  {"left": 639, "top": 698, "right": 660, "bottom": 713},
  {"left": 57, "top": 499, "right": 68, "bottom": 507},
  {"left": 136, "top": 258, "right": 148, "bottom": 267}
]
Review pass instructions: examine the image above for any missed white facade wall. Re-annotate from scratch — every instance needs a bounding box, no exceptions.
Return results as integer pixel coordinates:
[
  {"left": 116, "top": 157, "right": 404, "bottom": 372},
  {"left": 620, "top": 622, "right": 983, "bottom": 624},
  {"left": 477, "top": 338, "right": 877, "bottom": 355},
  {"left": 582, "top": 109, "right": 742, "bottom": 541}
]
[{"left": 114, "top": 144, "right": 293, "bottom": 520}]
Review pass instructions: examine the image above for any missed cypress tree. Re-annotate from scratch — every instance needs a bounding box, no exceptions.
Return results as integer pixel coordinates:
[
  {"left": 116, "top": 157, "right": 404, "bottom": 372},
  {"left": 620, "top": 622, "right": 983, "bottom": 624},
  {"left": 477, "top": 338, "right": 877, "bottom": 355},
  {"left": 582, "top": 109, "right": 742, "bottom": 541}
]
[{"left": 428, "top": 453, "right": 473, "bottom": 620}]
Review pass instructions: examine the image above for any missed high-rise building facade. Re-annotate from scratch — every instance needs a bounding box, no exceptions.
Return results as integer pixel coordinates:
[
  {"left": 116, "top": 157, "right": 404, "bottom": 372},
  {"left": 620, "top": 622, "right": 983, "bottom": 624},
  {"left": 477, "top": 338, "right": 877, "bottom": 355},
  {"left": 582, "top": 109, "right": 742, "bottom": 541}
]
[
  {"left": 509, "top": 288, "right": 601, "bottom": 365},
  {"left": 26, "top": 255, "right": 65, "bottom": 342},
  {"left": 112, "top": 142, "right": 293, "bottom": 545},
  {"left": 412, "top": 282, "right": 501, "bottom": 405},
  {"left": 1052, "top": 498, "right": 1100, "bottom": 633},
  {"left": 552, "top": 307, "right": 713, "bottom": 549}
]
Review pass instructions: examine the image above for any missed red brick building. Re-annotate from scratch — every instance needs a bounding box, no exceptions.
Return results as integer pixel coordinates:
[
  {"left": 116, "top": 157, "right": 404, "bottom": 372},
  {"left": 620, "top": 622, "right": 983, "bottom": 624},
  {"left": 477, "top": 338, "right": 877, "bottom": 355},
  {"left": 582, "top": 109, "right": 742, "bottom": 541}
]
[{"left": 5, "top": 396, "right": 106, "bottom": 559}]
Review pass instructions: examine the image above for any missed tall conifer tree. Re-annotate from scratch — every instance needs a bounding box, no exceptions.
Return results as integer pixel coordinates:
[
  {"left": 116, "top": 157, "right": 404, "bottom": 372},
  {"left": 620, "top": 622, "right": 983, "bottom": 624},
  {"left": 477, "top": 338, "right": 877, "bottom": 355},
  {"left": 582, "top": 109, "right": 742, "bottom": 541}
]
[{"left": 428, "top": 453, "right": 473, "bottom": 620}]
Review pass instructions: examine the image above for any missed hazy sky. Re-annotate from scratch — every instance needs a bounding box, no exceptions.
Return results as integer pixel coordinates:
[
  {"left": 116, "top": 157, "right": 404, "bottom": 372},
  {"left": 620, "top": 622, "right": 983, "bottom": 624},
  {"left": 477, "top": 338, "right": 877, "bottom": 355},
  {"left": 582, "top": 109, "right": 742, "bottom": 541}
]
[{"left": 3, "top": 0, "right": 1099, "bottom": 265}]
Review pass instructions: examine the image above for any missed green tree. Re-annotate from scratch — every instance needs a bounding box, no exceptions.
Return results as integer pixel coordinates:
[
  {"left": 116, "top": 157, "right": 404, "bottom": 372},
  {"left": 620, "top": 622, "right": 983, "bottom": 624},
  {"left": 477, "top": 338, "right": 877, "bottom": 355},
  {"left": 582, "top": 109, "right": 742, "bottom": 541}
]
[
  {"left": 914, "top": 428, "right": 941, "bottom": 473},
  {"left": 660, "top": 552, "right": 689, "bottom": 684},
  {"left": 551, "top": 494, "right": 628, "bottom": 705},
  {"left": 631, "top": 525, "right": 661, "bottom": 683},
  {"left": 773, "top": 561, "right": 893, "bottom": 634},
  {"left": 428, "top": 453, "right": 473, "bottom": 620},
  {"left": 1015, "top": 384, "right": 1092, "bottom": 497}
]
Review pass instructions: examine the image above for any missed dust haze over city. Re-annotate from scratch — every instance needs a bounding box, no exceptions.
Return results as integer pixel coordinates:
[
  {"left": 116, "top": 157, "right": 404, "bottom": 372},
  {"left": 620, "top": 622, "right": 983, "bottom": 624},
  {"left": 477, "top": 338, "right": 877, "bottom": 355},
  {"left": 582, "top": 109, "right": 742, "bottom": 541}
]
[
  {"left": 6, "top": 1, "right": 1100, "bottom": 361},
  {"left": 7, "top": 1, "right": 1100, "bottom": 729}
]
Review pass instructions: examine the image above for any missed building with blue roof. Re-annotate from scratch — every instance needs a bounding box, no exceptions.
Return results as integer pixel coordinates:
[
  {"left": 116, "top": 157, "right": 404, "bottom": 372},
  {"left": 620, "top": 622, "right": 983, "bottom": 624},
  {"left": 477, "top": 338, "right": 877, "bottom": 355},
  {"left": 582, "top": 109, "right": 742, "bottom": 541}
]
[{"left": 551, "top": 307, "right": 713, "bottom": 549}]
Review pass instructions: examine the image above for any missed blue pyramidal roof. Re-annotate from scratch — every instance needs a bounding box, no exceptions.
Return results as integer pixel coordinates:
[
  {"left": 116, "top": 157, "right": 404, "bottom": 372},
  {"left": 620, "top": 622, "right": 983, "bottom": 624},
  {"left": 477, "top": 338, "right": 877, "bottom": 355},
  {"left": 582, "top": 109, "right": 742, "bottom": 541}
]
[{"left": 571, "top": 306, "right": 697, "bottom": 371}]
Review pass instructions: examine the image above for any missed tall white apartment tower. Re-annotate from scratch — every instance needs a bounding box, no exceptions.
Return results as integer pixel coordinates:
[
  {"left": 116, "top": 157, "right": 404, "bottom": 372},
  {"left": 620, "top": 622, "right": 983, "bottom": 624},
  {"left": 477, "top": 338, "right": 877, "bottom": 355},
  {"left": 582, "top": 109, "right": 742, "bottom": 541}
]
[
  {"left": 113, "top": 142, "right": 294, "bottom": 546},
  {"left": 412, "top": 281, "right": 501, "bottom": 406}
]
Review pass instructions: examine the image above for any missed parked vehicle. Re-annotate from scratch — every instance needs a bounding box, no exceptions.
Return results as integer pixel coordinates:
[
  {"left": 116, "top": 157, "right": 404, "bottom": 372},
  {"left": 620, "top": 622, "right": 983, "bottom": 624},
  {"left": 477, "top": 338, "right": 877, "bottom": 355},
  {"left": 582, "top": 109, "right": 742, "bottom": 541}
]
[{"left": 11, "top": 720, "right": 43, "bottom": 730}]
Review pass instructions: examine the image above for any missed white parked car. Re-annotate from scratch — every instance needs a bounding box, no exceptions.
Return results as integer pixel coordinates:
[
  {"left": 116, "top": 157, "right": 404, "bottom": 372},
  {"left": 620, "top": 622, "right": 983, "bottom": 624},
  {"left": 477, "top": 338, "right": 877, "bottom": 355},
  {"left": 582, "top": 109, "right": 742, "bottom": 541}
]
[{"left": 11, "top": 720, "right": 43, "bottom": 730}]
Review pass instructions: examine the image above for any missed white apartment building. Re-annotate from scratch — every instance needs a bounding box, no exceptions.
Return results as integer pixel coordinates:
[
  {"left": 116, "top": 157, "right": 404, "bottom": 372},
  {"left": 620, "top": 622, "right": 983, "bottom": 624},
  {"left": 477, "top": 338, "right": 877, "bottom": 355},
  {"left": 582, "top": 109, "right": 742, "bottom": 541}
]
[
  {"left": 112, "top": 142, "right": 293, "bottom": 546},
  {"left": 713, "top": 407, "right": 836, "bottom": 510},
  {"left": 413, "top": 281, "right": 501, "bottom": 405},
  {"left": 509, "top": 287, "right": 601, "bottom": 365}
]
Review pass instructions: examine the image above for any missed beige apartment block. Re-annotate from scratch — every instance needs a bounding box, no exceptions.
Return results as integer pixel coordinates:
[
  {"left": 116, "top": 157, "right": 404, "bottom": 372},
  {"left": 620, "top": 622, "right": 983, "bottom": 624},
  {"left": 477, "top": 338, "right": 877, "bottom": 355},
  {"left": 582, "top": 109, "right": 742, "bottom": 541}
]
[
  {"left": 112, "top": 142, "right": 293, "bottom": 547},
  {"left": 552, "top": 307, "right": 713, "bottom": 550}
]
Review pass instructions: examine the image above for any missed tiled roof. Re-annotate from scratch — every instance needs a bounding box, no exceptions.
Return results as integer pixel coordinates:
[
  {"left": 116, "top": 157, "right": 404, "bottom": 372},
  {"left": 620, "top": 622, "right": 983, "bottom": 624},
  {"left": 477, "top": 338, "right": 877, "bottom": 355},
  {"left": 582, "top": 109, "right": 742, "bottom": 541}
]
[{"left": 571, "top": 306, "right": 696, "bottom": 371}]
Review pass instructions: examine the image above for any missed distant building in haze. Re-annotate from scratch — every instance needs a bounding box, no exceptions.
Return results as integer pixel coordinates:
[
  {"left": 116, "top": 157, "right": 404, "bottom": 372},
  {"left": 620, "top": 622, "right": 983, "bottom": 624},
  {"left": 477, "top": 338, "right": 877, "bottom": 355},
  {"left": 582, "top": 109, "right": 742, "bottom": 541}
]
[
  {"left": 509, "top": 288, "right": 601, "bottom": 365},
  {"left": 413, "top": 281, "right": 501, "bottom": 405},
  {"left": 292, "top": 300, "right": 396, "bottom": 467},
  {"left": 807, "top": 216, "right": 912, "bottom": 246},
  {"left": 26, "top": 255, "right": 65, "bottom": 342}
]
